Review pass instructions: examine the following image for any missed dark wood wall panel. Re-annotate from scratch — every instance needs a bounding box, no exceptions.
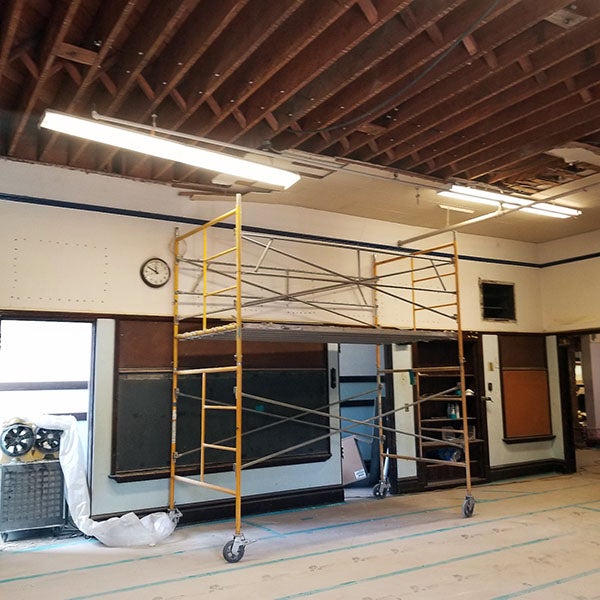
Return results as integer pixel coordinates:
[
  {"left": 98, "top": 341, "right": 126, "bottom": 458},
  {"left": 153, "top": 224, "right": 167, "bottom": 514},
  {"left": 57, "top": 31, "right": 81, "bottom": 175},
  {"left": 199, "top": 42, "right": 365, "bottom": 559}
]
[
  {"left": 117, "top": 318, "right": 327, "bottom": 370},
  {"left": 498, "top": 335, "right": 546, "bottom": 369}
]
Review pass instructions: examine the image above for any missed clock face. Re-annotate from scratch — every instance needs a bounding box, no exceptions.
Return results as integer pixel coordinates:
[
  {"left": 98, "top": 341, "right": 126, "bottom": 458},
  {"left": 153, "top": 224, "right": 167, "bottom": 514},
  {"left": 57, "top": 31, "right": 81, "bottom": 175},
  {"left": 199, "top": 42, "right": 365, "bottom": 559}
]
[{"left": 140, "top": 258, "right": 171, "bottom": 288}]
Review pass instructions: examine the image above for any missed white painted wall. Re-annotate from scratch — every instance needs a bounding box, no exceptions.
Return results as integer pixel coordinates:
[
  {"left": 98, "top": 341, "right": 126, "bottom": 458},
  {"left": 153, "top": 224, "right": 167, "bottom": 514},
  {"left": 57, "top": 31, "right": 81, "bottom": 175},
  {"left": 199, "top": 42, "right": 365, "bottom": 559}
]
[
  {"left": 0, "top": 158, "right": 551, "bottom": 334},
  {"left": 481, "top": 334, "right": 564, "bottom": 468},
  {"left": 2, "top": 158, "right": 596, "bottom": 513},
  {"left": 538, "top": 230, "right": 600, "bottom": 332},
  {"left": 391, "top": 344, "right": 417, "bottom": 479}
]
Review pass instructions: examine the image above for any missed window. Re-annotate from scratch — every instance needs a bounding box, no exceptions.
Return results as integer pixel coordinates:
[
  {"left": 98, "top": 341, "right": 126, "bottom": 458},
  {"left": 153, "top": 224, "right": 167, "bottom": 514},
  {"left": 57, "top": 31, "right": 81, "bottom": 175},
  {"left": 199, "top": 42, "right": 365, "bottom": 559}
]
[
  {"left": 0, "top": 320, "right": 93, "bottom": 421},
  {"left": 480, "top": 280, "right": 516, "bottom": 321}
]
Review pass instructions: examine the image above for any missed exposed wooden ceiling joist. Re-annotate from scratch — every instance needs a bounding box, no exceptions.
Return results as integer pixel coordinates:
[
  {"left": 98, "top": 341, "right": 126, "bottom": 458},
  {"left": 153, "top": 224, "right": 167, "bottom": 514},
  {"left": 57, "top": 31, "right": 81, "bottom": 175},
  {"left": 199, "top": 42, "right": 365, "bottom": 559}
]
[{"left": 1, "top": 0, "right": 599, "bottom": 244}]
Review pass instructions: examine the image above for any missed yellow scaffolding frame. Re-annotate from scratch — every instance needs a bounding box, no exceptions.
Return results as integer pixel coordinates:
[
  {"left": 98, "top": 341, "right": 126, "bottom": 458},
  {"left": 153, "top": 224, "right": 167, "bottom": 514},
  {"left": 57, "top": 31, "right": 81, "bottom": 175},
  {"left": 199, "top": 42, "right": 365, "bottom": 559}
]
[
  {"left": 169, "top": 193, "right": 247, "bottom": 562},
  {"left": 372, "top": 236, "right": 475, "bottom": 516},
  {"left": 168, "top": 203, "right": 476, "bottom": 562}
]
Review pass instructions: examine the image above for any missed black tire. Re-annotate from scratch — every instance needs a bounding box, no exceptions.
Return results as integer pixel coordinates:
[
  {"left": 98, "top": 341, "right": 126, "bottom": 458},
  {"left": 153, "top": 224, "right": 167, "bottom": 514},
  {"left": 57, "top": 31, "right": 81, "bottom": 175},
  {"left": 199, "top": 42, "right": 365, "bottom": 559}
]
[{"left": 223, "top": 539, "right": 245, "bottom": 563}]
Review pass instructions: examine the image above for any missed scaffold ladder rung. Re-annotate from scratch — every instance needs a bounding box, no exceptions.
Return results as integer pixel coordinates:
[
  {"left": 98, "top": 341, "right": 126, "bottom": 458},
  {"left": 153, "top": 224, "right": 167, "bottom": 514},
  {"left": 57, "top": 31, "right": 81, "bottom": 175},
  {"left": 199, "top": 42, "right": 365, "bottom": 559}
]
[
  {"left": 413, "top": 271, "right": 455, "bottom": 284},
  {"left": 203, "top": 443, "right": 236, "bottom": 452},
  {"left": 176, "top": 322, "right": 237, "bottom": 339},
  {"left": 174, "top": 475, "right": 236, "bottom": 496},
  {"left": 415, "top": 366, "right": 461, "bottom": 373},
  {"left": 175, "top": 365, "right": 238, "bottom": 376},
  {"left": 205, "top": 284, "right": 237, "bottom": 297},
  {"left": 414, "top": 302, "right": 457, "bottom": 311}
]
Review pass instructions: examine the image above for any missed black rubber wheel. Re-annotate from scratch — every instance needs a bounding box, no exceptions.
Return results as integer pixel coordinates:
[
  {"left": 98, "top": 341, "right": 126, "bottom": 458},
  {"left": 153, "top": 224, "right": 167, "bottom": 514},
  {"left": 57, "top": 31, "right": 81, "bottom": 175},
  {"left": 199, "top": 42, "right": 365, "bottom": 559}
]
[
  {"left": 462, "top": 496, "right": 475, "bottom": 518},
  {"left": 1, "top": 423, "right": 35, "bottom": 457},
  {"left": 223, "top": 540, "right": 245, "bottom": 563}
]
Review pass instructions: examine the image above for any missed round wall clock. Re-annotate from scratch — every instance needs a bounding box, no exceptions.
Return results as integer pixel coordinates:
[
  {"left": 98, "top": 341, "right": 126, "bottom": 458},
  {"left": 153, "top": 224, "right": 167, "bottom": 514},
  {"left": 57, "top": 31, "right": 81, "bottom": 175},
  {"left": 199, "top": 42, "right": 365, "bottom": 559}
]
[{"left": 140, "top": 257, "right": 171, "bottom": 288}]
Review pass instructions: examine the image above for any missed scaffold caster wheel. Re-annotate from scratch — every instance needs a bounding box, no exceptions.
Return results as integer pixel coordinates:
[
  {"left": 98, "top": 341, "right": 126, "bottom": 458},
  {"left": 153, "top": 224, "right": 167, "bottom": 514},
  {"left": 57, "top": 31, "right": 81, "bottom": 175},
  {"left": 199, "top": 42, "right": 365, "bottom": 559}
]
[
  {"left": 462, "top": 495, "right": 475, "bottom": 518},
  {"left": 223, "top": 537, "right": 246, "bottom": 563},
  {"left": 372, "top": 481, "right": 389, "bottom": 499}
]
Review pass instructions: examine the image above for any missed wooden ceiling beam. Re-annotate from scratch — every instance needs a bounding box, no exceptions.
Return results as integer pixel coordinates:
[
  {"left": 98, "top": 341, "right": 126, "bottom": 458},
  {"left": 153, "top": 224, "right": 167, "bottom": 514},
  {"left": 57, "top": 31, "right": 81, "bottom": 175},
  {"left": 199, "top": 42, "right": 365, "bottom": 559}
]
[
  {"left": 306, "top": 0, "right": 564, "bottom": 161},
  {"left": 164, "top": 0, "right": 296, "bottom": 131},
  {"left": 359, "top": 10, "right": 600, "bottom": 168},
  {"left": 201, "top": 0, "right": 361, "bottom": 139},
  {"left": 483, "top": 50, "right": 498, "bottom": 69},
  {"left": 401, "top": 57, "right": 600, "bottom": 174},
  {"left": 132, "top": 0, "right": 296, "bottom": 181},
  {"left": 169, "top": 0, "right": 406, "bottom": 182},
  {"left": 462, "top": 34, "right": 479, "bottom": 56},
  {"left": 136, "top": 74, "right": 155, "bottom": 101},
  {"left": 289, "top": 0, "right": 525, "bottom": 157},
  {"left": 170, "top": 89, "right": 187, "bottom": 112},
  {"left": 427, "top": 79, "right": 600, "bottom": 179},
  {"left": 425, "top": 23, "right": 444, "bottom": 45},
  {"left": 357, "top": 0, "right": 379, "bottom": 25},
  {"left": 118, "top": 0, "right": 251, "bottom": 125},
  {"left": 101, "top": 0, "right": 200, "bottom": 115},
  {"left": 62, "top": 60, "right": 82, "bottom": 85},
  {"left": 447, "top": 106, "right": 600, "bottom": 181},
  {"left": 68, "top": 0, "right": 200, "bottom": 170},
  {"left": 19, "top": 51, "right": 39, "bottom": 79},
  {"left": 55, "top": 42, "right": 98, "bottom": 66},
  {"left": 9, "top": 0, "right": 84, "bottom": 157},
  {"left": 98, "top": 71, "right": 117, "bottom": 97},
  {"left": 487, "top": 155, "right": 562, "bottom": 185},
  {"left": 238, "top": 0, "right": 432, "bottom": 151},
  {"left": 38, "top": 0, "right": 140, "bottom": 161},
  {"left": 0, "top": 0, "right": 24, "bottom": 81}
]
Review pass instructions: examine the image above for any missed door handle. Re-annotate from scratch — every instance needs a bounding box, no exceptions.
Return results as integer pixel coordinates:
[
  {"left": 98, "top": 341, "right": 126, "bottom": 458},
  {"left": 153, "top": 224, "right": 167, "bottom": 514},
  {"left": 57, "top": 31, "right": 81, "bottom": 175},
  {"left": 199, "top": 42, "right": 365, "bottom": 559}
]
[{"left": 330, "top": 367, "right": 337, "bottom": 389}]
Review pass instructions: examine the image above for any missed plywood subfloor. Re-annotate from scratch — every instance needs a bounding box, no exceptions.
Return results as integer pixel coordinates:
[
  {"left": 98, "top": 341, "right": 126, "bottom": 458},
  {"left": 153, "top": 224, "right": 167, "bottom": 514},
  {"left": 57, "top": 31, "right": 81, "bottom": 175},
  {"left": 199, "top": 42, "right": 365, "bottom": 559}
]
[{"left": 2, "top": 448, "right": 600, "bottom": 600}]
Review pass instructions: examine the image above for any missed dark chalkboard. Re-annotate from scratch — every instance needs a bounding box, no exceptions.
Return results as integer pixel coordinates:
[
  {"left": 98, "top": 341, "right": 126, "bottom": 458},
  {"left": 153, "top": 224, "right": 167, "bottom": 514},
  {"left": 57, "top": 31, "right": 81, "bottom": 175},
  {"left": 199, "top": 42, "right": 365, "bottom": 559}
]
[{"left": 112, "top": 369, "right": 330, "bottom": 479}]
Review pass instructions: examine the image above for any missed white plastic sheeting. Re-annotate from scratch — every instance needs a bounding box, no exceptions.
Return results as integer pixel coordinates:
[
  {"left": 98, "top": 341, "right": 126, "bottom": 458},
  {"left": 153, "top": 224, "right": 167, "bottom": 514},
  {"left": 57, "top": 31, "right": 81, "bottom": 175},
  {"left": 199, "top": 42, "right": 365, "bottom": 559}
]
[{"left": 1, "top": 414, "right": 180, "bottom": 546}]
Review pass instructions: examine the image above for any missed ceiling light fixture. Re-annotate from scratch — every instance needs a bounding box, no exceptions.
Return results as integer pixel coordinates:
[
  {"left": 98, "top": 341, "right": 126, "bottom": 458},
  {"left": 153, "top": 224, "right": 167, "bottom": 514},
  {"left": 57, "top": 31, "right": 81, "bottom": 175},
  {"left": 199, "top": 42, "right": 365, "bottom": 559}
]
[
  {"left": 438, "top": 184, "right": 581, "bottom": 219},
  {"left": 39, "top": 110, "right": 300, "bottom": 190}
]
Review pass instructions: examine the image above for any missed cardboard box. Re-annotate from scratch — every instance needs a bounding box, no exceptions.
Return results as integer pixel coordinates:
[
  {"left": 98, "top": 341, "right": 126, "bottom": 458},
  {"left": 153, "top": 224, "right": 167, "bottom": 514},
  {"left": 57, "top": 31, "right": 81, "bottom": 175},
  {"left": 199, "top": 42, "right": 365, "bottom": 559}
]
[{"left": 341, "top": 435, "right": 367, "bottom": 485}]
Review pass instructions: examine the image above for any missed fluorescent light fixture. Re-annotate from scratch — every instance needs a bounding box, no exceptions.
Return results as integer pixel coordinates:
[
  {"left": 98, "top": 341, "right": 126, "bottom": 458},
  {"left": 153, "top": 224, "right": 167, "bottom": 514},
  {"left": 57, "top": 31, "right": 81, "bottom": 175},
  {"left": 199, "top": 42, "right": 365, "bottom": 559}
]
[
  {"left": 438, "top": 184, "right": 581, "bottom": 219},
  {"left": 39, "top": 110, "right": 300, "bottom": 190}
]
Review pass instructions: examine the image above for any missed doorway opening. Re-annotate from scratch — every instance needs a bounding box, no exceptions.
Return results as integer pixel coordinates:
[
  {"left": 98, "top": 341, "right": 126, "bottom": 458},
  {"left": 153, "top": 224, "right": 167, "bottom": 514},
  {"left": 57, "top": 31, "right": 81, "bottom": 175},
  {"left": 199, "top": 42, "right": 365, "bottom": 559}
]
[{"left": 559, "top": 333, "right": 600, "bottom": 473}]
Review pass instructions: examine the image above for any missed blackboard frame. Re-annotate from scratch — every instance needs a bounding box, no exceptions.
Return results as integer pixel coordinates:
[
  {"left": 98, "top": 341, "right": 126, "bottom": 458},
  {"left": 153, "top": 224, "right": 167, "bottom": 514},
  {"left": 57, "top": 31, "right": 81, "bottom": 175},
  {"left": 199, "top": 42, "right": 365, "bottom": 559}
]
[{"left": 111, "top": 368, "right": 332, "bottom": 481}]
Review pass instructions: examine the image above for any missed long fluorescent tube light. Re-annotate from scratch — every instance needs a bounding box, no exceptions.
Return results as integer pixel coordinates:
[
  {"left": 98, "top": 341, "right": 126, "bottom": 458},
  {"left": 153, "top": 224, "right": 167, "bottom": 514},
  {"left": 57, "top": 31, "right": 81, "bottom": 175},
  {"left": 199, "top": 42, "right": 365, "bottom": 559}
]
[
  {"left": 438, "top": 184, "right": 581, "bottom": 219},
  {"left": 39, "top": 110, "right": 300, "bottom": 190}
]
